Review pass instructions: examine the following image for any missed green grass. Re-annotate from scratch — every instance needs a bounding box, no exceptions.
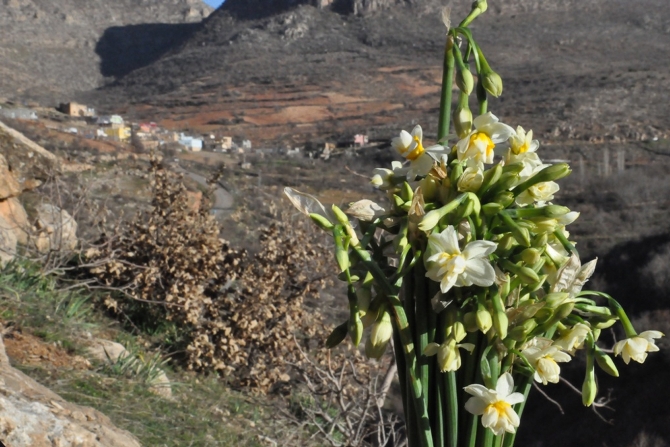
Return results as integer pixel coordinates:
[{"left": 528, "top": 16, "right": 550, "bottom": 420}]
[{"left": 0, "top": 261, "right": 292, "bottom": 447}]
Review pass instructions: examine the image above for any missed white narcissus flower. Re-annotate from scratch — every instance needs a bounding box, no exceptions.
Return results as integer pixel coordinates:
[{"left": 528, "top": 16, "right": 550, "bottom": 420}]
[
  {"left": 424, "top": 226, "right": 497, "bottom": 294},
  {"left": 455, "top": 112, "right": 515, "bottom": 165},
  {"left": 457, "top": 162, "right": 484, "bottom": 192},
  {"left": 515, "top": 164, "right": 560, "bottom": 206},
  {"left": 554, "top": 323, "right": 591, "bottom": 354},
  {"left": 391, "top": 125, "right": 445, "bottom": 179},
  {"left": 521, "top": 337, "right": 572, "bottom": 385},
  {"left": 464, "top": 372, "right": 525, "bottom": 436},
  {"left": 505, "top": 126, "right": 543, "bottom": 178},
  {"left": 613, "top": 331, "right": 664, "bottom": 364},
  {"left": 424, "top": 338, "right": 475, "bottom": 372},
  {"left": 371, "top": 161, "right": 408, "bottom": 190}
]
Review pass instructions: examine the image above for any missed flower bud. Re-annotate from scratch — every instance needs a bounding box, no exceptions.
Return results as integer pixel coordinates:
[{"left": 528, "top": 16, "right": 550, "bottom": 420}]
[
  {"left": 400, "top": 182, "right": 414, "bottom": 202},
  {"left": 335, "top": 246, "right": 350, "bottom": 272},
  {"left": 349, "top": 314, "right": 364, "bottom": 347},
  {"left": 326, "top": 322, "right": 349, "bottom": 348},
  {"left": 331, "top": 204, "right": 350, "bottom": 225},
  {"left": 595, "top": 347, "right": 619, "bottom": 377},
  {"left": 543, "top": 205, "right": 571, "bottom": 218},
  {"left": 582, "top": 351, "right": 597, "bottom": 407},
  {"left": 476, "top": 306, "right": 493, "bottom": 334},
  {"left": 450, "top": 321, "right": 467, "bottom": 343},
  {"left": 449, "top": 161, "right": 464, "bottom": 186},
  {"left": 310, "top": 213, "right": 334, "bottom": 231},
  {"left": 418, "top": 196, "right": 465, "bottom": 232},
  {"left": 481, "top": 70, "right": 503, "bottom": 97},
  {"left": 482, "top": 202, "right": 504, "bottom": 216},
  {"left": 544, "top": 292, "right": 570, "bottom": 308},
  {"left": 520, "top": 248, "right": 542, "bottom": 265},
  {"left": 495, "top": 233, "right": 517, "bottom": 257},
  {"left": 477, "top": 163, "right": 503, "bottom": 197},
  {"left": 531, "top": 232, "right": 548, "bottom": 249},
  {"left": 493, "top": 308, "right": 508, "bottom": 340},
  {"left": 514, "top": 164, "right": 571, "bottom": 197},
  {"left": 366, "top": 309, "right": 393, "bottom": 359},
  {"left": 527, "top": 217, "right": 559, "bottom": 234},
  {"left": 507, "top": 319, "right": 538, "bottom": 342},
  {"left": 456, "top": 64, "right": 475, "bottom": 95},
  {"left": 492, "top": 191, "right": 515, "bottom": 208},
  {"left": 356, "top": 287, "right": 372, "bottom": 313},
  {"left": 420, "top": 176, "right": 439, "bottom": 202},
  {"left": 457, "top": 166, "right": 484, "bottom": 193}
]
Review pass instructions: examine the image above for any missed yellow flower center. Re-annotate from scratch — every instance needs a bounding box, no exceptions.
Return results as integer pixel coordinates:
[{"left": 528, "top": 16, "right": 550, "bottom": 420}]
[
  {"left": 404, "top": 136, "right": 425, "bottom": 161},
  {"left": 470, "top": 132, "right": 495, "bottom": 158},
  {"left": 490, "top": 400, "right": 511, "bottom": 416}
]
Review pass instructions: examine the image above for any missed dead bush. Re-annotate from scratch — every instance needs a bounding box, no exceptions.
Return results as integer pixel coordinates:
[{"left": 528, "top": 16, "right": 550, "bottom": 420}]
[{"left": 85, "top": 160, "right": 336, "bottom": 390}]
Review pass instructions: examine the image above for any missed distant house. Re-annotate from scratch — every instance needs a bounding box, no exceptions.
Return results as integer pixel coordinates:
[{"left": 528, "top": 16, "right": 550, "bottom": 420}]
[
  {"left": 97, "top": 115, "right": 124, "bottom": 128},
  {"left": 354, "top": 134, "right": 369, "bottom": 147},
  {"left": 178, "top": 133, "right": 203, "bottom": 152},
  {"left": 242, "top": 139, "right": 252, "bottom": 150},
  {"left": 220, "top": 136, "right": 233, "bottom": 150},
  {"left": 0, "top": 108, "right": 37, "bottom": 120},
  {"left": 59, "top": 102, "right": 95, "bottom": 117},
  {"left": 104, "top": 127, "right": 131, "bottom": 141}
]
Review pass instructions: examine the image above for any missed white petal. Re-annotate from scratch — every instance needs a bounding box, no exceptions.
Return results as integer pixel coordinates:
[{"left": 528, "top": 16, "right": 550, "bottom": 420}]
[
  {"left": 439, "top": 226, "right": 461, "bottom": 255},
  {"left": 504, "top": 406, "right": 520, "bottom": 427},
  {"left": 424, "top": 342, "right": 441, "bottom": 356},
  {"left": 464, "top": 384, "right": 491, "bottom": 400},
  {"left": 496, "top": 372, "right": 514, "bottom": 397},
  {"left": 465, "top": 396, "right": 488, "bottom": 415},
  {"left": 505, "top": 392, "right": 525, "bottom": 406},
  {"left": 463, "top": 259, "right": 496, "bottom": 287},
  {"left": 485, "top": 122, "right": 516, "bottom": 143},
  {"left": 462, "top": 240, "right": 497, "bottom": 259},
  {"left": 408, "top": 153, "right": 435, "bottom": 179},
  {"left": 640, "top": 330, "right": 664, "bottom": 340},
  {"left": 411, "top": 125, "right": 423, "bottom": 141},
  {"left": 473, "top": 112, "right": 498, "bottom": 129}
]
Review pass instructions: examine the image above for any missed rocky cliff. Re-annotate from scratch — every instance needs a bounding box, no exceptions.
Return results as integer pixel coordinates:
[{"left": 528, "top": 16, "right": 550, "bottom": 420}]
[{"left": 0, "top": 0, "right": 212, "bottom": 101}]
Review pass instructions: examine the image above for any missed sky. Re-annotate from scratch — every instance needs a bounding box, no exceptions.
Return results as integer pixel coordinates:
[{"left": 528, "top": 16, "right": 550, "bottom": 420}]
[{"left": 202, "top": 0, "right": 225, "bottom": 8}]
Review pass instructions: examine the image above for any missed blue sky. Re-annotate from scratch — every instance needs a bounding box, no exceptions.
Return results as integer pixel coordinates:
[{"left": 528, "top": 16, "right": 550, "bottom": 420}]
[{"left": 202, "top": 0, "right": 225, "bottom": 8}]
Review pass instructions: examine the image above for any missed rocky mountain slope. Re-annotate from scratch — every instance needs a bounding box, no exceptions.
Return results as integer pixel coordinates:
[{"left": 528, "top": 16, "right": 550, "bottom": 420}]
[
  {"left": 0, "top": 0, "right": 212, "bottom": 102},
  {"left": 88, "top": 0, "right": 670, "bottom": 147}
]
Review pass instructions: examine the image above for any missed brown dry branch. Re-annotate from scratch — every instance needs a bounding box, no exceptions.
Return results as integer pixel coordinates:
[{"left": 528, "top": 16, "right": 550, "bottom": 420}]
[
  {"left": 84, "top": 160, "right": 339, "bottom": 391},
  {"left": 279, "top": 339, "right": 406, "bottom": 447}
]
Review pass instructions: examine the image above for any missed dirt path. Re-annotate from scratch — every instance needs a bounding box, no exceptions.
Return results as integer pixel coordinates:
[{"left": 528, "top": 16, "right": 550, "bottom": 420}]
[{"left": 175, "top": 166, "right": 233, "bottom": 218}]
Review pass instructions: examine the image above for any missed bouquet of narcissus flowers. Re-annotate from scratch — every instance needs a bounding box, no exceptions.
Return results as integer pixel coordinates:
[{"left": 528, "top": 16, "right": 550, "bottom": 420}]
[{"left": 285, "top": 1, "right": 663, "bottom": 446}]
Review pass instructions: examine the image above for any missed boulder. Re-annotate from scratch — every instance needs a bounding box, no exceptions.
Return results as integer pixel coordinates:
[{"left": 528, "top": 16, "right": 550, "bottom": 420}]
[
  {"left": 0, "top": 197, "right": 29, "bottom": 245},
  {"left": 0, "top": 154, "right": 21, "bottom": 200},
  {"left": 0, "top": 214, "right": 17, "bottom": 267},
  {"left": 0, "top": 336, "right": 141, "bottom": 447},
  {"left": 32, "top": 204, "right": 78, "bottom": 254}
]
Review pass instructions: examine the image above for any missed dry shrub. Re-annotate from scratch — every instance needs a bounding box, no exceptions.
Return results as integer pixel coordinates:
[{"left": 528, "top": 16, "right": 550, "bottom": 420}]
[{"left": 86, "top": 160, "right": 333, "bottom": 390}]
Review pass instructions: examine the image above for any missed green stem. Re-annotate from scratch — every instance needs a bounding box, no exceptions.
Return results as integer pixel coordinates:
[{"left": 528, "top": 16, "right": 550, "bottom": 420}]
[
  {"left": 438, "top": 38, "right": 455, "bottom": 141},
  {"left": 444, "top": 371, "right": 459, "bottom": 447},
  {"left": 501, "top": 375, "right": 533, "bottom": 447}
]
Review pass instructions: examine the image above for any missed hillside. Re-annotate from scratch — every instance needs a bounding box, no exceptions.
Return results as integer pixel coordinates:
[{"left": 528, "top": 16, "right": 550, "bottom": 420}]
[
  {"left": 87, "top": 0, "right": 670, "bottom": 147},
  {"left": 0, "top": 0, "right": 212, "bottom": 102}
]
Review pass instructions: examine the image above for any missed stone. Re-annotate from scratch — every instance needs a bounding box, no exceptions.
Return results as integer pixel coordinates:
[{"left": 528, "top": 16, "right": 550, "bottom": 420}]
[
  {"left": 0, "top": 154, "right": 21, "bottom": 200},
  {"left": 0, "top": 336, "right": 141, "bottom": 447},
  {"left": 0, "top": 214, "right": 17, "bottom": 267},
  {"left": 32, "top": 204, "right": 78, "bottom": 254},
  {"left": 0, "top": 197, "right": 29, "bottom": 245}
]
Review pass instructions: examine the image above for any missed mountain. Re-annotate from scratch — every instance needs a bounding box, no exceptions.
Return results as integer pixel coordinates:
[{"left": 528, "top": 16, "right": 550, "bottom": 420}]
[
  {"left": 0, "top": 0, "right": 212, "bottom": 102},
  {"left": 87, "top": 0, "right": 670, "bottom": 146}
]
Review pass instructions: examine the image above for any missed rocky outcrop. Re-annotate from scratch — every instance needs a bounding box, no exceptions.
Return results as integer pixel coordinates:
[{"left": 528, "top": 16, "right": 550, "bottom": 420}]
[
  {"left": 32, "top": 204, "right": 78, "bottom": 254},
  {"left": 0, "top": 336, "right": 141, "bottom": 447}
]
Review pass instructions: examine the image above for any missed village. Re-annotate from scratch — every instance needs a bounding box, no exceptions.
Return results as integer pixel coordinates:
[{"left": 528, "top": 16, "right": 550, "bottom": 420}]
[{"left": 0, "top": 100, "right": 376, "bottom": 164}]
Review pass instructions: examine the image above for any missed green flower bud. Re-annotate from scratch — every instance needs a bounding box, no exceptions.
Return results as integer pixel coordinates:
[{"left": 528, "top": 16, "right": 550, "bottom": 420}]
[
  {"left": 449, "top": 321, "right": 467, "bottom": 343},
  {"left": 449, "top": 161, "right": 464, "bottom": 186},
  {"left": 481, "top": 70, "right": 503, "bottom": 98},
  {"left": 582, "top": 368, "right": 597, "bottom": 407},
  {"left": 492, "top": 191, "right": 515, "bottom": 208},
  {"left": 544, "top": 292, "right": 571, "bottom": 308},
  {"left": 507, "top": 319, "right": 538, "bottom": 342},
  {"left": 366, "top": 309, "right": 393, "bottom": 359},
  {"left": 418, "top": 195, "right": 466, "bottom": 232},
  {"left": 477, "top": 163, "right": 503, "bottom": 197},
  {"left": 521, "top": 248, "right": 542, "bottom": 265},
  {"left": 499, "top": 213, "right": 531, "bottom": 247},
  {"left": 543, "top": 205, "right": 571, "bottom": 218},
  {"left": 595, "top": 347, "right": 619, "bottom": 377},
  {"left": 534, "top": 308, "right": 553, "bottom": 324},
  {"left": 356, "top": 287, "right": 372, "bottom": 313},
  {"left": 310, "top": 213, "right": 334, "bottom": 230},
  {"left": 326, "top": 322, "right": 349, "bottom": 348},
  {"left": 393, "top": 194, "right": 405, "bottom": 209},
  {"left": 454, "top": 102, "right": 474, "bottom": 138},
  {"left": 482, "top": 202, "right": 504, "bottom": 216},
  {"left": 349, "top": 314, "right": 364, "bottom": 347},
  {"left": 400, "top": 182, "right": 414, "bottom": 202},
  {"left": 487, "top": 172, "right": 520, "bottom": 196},
  {"left": 331, "top": 204, "right": 350, "bottom": 225},
  {"left": 335, "top": 246, "right": 350, "bottom": 272},
  {"left": 476, "top": 305, "right": 493, "bottom": 334},
  {"left": 531, "top": 232, "right": 549, "bottom": 248},
  {"left": 514, "top": 163, "right": 571, "bottom": 197},
  {"left": 495, "top": 233, "right": 518, "bottom": 257},
  {"left": 420, "top": 176, "right": 439, "bottom": 202},
  {"left": 456, "top": 66, "right": 474, "bottom": 96}
]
